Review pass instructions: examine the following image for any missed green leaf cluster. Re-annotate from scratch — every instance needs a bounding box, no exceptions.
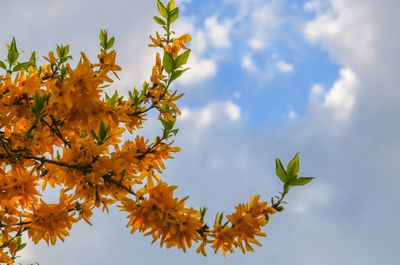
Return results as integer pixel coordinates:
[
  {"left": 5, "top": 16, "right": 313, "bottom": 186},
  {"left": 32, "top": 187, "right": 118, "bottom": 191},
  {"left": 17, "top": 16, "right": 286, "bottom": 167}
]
[
  {"left": 273, "top": 153, "right": 314, "bottom": 209},
  {"left": 90, "top": 122, "right": 110, "bottom": 145},
  {"left": 56, "top": 44, "right": 72, "bottom": 64},
  {"left": 0, "top": 37, "right": 37, "bottom": 73},
  {"left": 30, "top": 93, "right": 48, "bottom": 117},
  {"left": 162, "top": 49, "right": 191, "bottom": 82},
  {"left": 105, "top": 90, "right": 123, "bottom": 106},
  {"left": 154, "top": 0, "right": 179, "bottom": 27},
  {"left": 100, "top": 29, "right": 115, "bottom": 50},
  {"left": 276, "top": 153, "right": 313, "bottom": 187}
]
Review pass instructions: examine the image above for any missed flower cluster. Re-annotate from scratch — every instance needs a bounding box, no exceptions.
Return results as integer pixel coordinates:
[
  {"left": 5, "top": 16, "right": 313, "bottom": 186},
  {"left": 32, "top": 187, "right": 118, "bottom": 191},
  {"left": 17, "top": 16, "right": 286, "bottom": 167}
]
[{"left": 0, "top": 0, "right": 313, "bottom": 264}]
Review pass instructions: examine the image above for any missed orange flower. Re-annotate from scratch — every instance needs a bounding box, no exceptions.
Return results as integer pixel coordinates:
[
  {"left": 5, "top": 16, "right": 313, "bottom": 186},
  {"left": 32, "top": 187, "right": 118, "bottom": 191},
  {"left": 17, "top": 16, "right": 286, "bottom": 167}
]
[
  {"left": 149, "top": 31, "right": 163, "bottom": 47},
  {"left": 0, "top": 251, "right": 12, "bottom": 264},
  {"left": 25, "top": 195, "right": 77, "bottom": 245},
  {"left": 150, "top": 52, "right": 165, "bottom": 84},
  {"left": 121, "top": 182, "right": 202, "bottom": 251},
  {"left": 165, "top": 34, "right": 191, "bottom": 57}
]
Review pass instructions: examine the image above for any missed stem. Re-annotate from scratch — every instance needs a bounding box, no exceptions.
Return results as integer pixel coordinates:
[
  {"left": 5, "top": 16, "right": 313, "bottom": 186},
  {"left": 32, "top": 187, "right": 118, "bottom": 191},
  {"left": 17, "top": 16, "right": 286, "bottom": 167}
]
[{"left": 21, "top": 155, "right": 92, "bottom": 173}]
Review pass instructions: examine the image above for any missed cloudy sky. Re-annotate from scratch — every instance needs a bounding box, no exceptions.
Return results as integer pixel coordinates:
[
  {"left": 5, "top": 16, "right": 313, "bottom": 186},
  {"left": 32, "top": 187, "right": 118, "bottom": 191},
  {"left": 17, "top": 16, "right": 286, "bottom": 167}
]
[{"left": 2, "top": 0, "right": 399, "bottom": 264}]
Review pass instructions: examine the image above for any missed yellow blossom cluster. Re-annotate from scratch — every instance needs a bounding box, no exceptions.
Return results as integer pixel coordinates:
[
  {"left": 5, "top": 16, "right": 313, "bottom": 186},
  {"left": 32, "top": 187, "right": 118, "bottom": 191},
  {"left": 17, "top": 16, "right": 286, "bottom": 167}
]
[{"left": 0, "top": 1, "right": 313, "bottom": 264}]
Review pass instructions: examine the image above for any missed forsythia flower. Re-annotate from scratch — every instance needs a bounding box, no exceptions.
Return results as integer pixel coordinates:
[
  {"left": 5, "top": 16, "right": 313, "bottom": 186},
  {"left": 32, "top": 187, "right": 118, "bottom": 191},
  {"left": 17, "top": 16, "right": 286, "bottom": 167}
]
[
  {"left": 0, "top": 251, "right": 12, "bottom": 264},
  {"left": 24, "top": 195, "right": 77, "bottom": 245},
  {"left": 149, "top": 31, "right": 163, "bottom": 48},
  {"left": 121, "top": 182, "right": 202, "bottom": 251},
  {"left": 209, "top": 195, "right": 277, "bottom": 256},
  {"left": 165, "top": 34, "right": 192, "bottom": 57},
  {"left": 150, "top": 52, "right": 165, "bottom": 84},
  {"left": 0, "top": 166, "right": 39, "bottom": 206}
]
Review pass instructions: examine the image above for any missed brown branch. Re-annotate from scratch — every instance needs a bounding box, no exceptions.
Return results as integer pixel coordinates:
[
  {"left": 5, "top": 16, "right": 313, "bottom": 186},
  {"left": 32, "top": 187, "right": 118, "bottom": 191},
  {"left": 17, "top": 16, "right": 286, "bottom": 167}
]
[
  {"left": 41, "top": 116, "right": 71, "bottom": 148},
  {"left": 21, "top": 155, "right": 92, "bottom": 173},
  {"left": 102, "top": 173, "right": 136, "bottom": 196}
]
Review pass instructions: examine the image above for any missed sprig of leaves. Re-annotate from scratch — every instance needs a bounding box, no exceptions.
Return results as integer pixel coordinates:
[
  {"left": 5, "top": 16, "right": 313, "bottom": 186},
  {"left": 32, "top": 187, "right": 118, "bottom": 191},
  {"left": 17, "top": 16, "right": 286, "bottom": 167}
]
[
  {"left": 273, "top": 153, "right": 314, "bottom": 210},
  {"left": 90, "top": 122, "right": 110, "bottom": 145},
  {"left": 0, "top": 37, "right": 37, "bottom": 73},
  {"left": 100, "top": 29, "right": 115, "bottom": 50}
]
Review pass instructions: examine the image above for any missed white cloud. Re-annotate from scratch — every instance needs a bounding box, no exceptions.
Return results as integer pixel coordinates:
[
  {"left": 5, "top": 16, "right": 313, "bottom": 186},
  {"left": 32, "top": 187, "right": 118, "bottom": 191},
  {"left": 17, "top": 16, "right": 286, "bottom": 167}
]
[
  {"left": 177, "top": 54, "right": 217, "bottom": 86},
  {"left": 191, "top": 31, "right": 207, "bottom": 54},
  {"left": 224, "top": 101, "right": 241, "bottom": 121},
  {"left": 304, "top": 0, "right": 375, "bottom": 66},
  {"left": 323, "top": 67, "right": 358, "bottom": 122},
  {"left": 303, "top": 0, "right": 322, "bottom": 12},
  {"left": 179, "top": 107, "right": 192, "bottom": 120},
  {"left": 204, "top": 16, "right": 233, "bottom": 49},
  {"left": 290, "top": 183, "right": 333, "bottom": 215},
  {"left": 241, "top": 55, "right": 257, "bottom": 72},
  {"left": 244, "top": 1, "right": 281, "bottom": 52},
  {"left": 275, "top": 60, "right": 294, "bottom": 73},
  {"left": 172, "top": 15, "right": 234, "bottom": 86},
  {"left": 310, "top": 83, "right": 325, "bottom": 100},
  {"left": 248, "top": 37, "right": 265, "bottom": 50},
  {"left": 198, "top": 106, "right": 213, "bottom": 127},
  {"left": 251, "top": 3, "right": 278, "bottom": 25},
  {"left": 183, "top": 101, "right": 241, "bottom": 127}
]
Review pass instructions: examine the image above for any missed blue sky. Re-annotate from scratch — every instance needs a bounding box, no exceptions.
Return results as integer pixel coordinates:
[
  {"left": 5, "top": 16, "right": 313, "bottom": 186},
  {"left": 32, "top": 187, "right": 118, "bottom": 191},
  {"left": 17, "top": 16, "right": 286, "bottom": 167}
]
[{"left": 1, "top": 0, "right": 399, "bottom": 264}]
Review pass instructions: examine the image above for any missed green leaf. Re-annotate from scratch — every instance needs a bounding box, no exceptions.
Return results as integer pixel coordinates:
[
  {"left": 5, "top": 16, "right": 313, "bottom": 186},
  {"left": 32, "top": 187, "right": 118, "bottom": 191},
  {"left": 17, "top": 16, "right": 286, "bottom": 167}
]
[
  {"left": 7, "top": 37, "right": 19, "bottom": 67},
  {"left": 31, "top": 92, "right": 46, "bottom": 116},
  {"left": 100, "top": 29, "right": 108, "bottom": 50},
  {"left": 170, "top": 7, "right": 179, "bottom": 23},
  {"left": 29, "top": 51, "right": 37, "bottom": 66},
  {"left": 156, "top": 0, "right": 168, "bottom": 19},
  {"left": 171, "top": 128, "right": 179, "bottom": 136},
  {"left": 153, "top": 16, "right": 166, "bottom": 25},
  {"left": 175, "top": 49, "right": 190, "bottom": 69},
  {"left": 129, "top": 88, "right": 141, "bottom": 105},
  {"left": 0, "top": 61, "right": 7, "bottom": 70},
  {"left": 275, "top": 157, "right": 288, "bottom": 183},
  {"left": 80, "top": 130, "right": 88, "bottom": 138},
  {"left": 167, "top": 0, "right": 175, "bottom": 11},
  {"left": 56, "top": 44, "right": 70, "bottom": 59},
  {"left": 56, "top": 45, "right": 64, "bottom": 58},
  {"left": 290, "top": 177, "right": 314, "bottom": 186},
  {"left": 90, "top": 129, "right": 99, "bottom": 142},
  {"left": 170, "top": 68, "right": 189, "bottom": 82},
  {"left": 217, "top": 212, "right": 224, "bottom": 225},
  {"left": 98, "top": 122, "right": 109, "bottom": 143},
  {"left": 106, "top": 37, "right": 115, "bottom": 49},
  {"left": 13, "top": 61, "right": 32, "bottom": 72},
  {"left": 16, "top": 243, "right": 27, "bottom": 252},
  {"left": 64, "top": 45, "right": 70, "bottom": 56},
  {"left": 105, "top": 90, "right": 121, "bottom": 106},
  {"left": 200, "top": 207, "right": 207, "bottom": 222},
  {"left": 163, "top": 120, "right": 174, "bottom": 131},
  {"left": 60, "top": 65, "right": 68, "bottom": 80},
  {"left": 163, "top": 51, "right": 174, "bottom": 74},
  {"left": 286, "top": 153, "right": 300, "bottom": 179}
]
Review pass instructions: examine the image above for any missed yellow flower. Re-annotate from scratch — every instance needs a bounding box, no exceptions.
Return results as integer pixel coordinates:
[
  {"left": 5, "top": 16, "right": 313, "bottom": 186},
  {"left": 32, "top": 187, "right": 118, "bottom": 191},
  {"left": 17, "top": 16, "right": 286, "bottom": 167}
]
[
  {"left": 96, "top": 50, "right": 122, "bottom": 81},
  {"left": 44, "top": 51, "right": 57, "bottom": 65},
  {"left": 149, "top": 31, "right": 163, "bottom": 47},
  {"left": 210, "top": 223, "right": 236, "bottom": 256},
  {"left": 150, "top": 52, "right": 165, "bottom": 84},
  {"left": 0, "top": 251, "right": 12, "bottom": 264},
  {"left": 121, "top": 182, "right": 202, "bottom": 252},
  {"left": 25, "top": 194, "right": 77, "bottom": 245},
  {"left": 165, "top": 34, "right": 191, "bottom": 57},
  {"left": 0, "top": 166, "right": 39, "bottom": 207}
]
